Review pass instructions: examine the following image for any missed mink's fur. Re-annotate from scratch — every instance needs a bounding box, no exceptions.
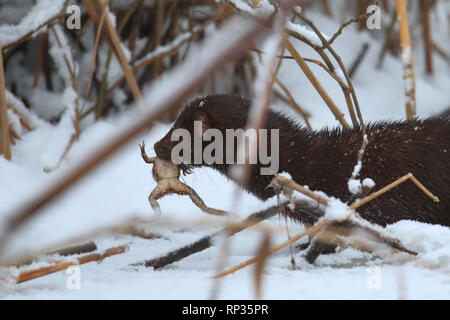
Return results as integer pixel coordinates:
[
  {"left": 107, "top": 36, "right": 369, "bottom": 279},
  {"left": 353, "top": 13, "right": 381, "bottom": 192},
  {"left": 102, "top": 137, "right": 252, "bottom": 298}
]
[{"left": 155, "top": 94, "right": 450, "bottom": 227}]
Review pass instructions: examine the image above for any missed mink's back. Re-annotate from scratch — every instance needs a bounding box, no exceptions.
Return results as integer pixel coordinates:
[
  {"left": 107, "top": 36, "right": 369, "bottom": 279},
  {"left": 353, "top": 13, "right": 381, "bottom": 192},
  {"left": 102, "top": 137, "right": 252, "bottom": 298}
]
[
  {"left": 289, "top": 119, "right": 450, "bottom": 226},
  {"left": 198, "top": 95, "right": 450, "bottom": 226}
]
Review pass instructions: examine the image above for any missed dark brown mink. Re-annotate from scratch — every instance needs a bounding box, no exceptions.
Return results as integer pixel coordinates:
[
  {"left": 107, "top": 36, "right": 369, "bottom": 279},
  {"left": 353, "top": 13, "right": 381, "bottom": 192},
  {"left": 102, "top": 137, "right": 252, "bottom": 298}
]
[{"left": 154, "top": 94, "right": 450, "bottom": 227}]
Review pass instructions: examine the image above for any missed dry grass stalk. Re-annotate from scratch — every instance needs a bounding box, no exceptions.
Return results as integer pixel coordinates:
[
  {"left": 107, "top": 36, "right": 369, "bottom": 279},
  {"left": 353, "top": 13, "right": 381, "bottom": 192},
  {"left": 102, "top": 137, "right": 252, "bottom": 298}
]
[
  {"left": 32, "top": 35, "right": 47, "bottom": 88},
  {"left": 15, "top": 245, "right": 128, "bottom": 284},
  {"left": 396, "top": 0, "right": 417, "bottom": 119},
  {"left": 283, "top": 37, "right": 350, "bottom": 128},
  {"left": 0, "top": 45, "right": 11, "bottom": 160}
]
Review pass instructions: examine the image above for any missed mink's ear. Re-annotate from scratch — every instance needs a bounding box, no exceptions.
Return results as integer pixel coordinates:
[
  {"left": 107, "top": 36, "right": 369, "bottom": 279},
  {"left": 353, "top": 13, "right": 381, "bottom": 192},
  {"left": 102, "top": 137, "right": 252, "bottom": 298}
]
[{"left": 192, "top": 109, "right": 209, "bottom": 137}]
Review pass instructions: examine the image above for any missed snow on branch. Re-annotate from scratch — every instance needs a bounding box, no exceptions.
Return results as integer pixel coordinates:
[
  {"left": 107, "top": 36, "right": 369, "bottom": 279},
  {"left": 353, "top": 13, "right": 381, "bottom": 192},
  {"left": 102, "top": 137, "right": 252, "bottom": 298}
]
[{"left": 0, "top": 0, "right": 67, "bottom": 48}]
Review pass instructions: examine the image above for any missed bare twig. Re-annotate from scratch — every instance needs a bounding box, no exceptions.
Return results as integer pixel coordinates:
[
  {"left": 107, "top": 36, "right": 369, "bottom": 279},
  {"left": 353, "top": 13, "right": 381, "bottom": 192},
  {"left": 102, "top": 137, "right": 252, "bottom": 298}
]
[{"left": 0, "top": 44, "right": 11, "bottom": 160}]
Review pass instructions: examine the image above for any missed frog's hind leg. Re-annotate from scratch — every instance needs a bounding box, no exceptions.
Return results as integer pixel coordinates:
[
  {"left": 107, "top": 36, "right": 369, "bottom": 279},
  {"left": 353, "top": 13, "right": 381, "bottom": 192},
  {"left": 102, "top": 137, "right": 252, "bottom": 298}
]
[
  {"left": 170, "top": 180, "right": 228, "bottom": 216},
  {"left": 148, "top": 185, "right": 166, "bottom": 215}
]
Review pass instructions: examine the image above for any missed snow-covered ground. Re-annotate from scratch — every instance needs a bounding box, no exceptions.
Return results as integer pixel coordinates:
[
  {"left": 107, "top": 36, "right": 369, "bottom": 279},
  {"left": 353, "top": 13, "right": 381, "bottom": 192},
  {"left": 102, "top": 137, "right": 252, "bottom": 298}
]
[{"left": 1, "top": 3, "right": 449, "bottom": 299}]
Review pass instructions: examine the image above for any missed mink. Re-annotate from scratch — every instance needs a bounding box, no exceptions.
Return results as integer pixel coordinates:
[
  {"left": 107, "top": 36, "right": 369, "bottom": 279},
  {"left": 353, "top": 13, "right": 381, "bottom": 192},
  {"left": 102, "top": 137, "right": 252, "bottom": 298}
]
[{"left": 154, "top": 94, "right": 450, "bottom": 228}]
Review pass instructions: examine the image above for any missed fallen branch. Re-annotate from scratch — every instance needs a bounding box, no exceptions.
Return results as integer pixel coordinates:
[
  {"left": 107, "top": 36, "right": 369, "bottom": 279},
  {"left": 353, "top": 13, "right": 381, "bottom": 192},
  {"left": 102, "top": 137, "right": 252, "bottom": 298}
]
[
  {"left": 14, "top": 245, "right": 128, "bottom": 284},
  {"left": 137, "top": 202, "right": 290, "bottom": 269}
]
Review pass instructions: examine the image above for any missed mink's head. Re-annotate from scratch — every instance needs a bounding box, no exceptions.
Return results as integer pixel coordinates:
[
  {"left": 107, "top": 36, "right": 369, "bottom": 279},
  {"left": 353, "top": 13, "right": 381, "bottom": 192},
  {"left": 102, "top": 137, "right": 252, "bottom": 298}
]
[{"left": 154, "top": 94, "right": 252, "bottom": 173}]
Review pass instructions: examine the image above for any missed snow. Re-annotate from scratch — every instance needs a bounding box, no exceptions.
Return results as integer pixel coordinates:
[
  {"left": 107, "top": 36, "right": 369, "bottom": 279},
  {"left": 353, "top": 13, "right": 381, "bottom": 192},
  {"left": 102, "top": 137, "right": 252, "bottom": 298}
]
[
  {"left": 324, "top": 197, "right": 349, "bottom": 221},
  {"left": 0, "top": 0, "right": 66, "bottom": 47},
  {"left": 362, "top": 178, "right": 375, "bottom": 189},
  {"left": 48, "top": 24, "right": 76, "bottom": 87},
  {"left": 286, "top": 21, "right": 329, "bottom": 47},
  {"left": 348, "top": 178, "right": 362, "bottom": 195},
  {"left": 0, "top": 3, "right": 450, "bottom": 300}
]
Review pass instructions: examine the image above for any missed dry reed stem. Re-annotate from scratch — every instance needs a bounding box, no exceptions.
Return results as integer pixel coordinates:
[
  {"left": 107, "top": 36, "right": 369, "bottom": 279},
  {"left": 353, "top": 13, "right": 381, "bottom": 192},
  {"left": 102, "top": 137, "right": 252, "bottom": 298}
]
[
  {"left": 396, "top": 0, "right": 417, "bottom": 119},
  {"left": 83, "top": 0, "right": 143, "bottom": 110},
  {"left": 420, "top": 0, "right": 433, "bottom": 75},
  {"left": 97, "top": 0, "right": 143, "bottom": 109},
  {"left": 81, "top": 16, "right": 216, "bottom": 118},
  {"left": 46, "top": 26, "right": 81, "bottom": 171},
  {"left": 350, "top": 173, "right": 439, "bottom": 210},
  {"left": 84, "top": 0, "right": 110, "bottom": 103},
  {"left": 6, "top": 104, "right": 34, "bottom": 132},
  {"left": 283, "top": 37, "right": 350, "bottom": 128},
  {"left": 0, "top": 44, "right": 11, "bottom": 160},
  {"left": 15, "top": 245, "right": 128, "bottom": 284},
  {"left": 297, "top": 13, "right": 365, "bottom": 134},
  {"left": 214, "top": 172, "right": 438, "bottom": 278},
  {"left": 32, "top": 35, "right": 47, "bottom": 88},
  {"left": 303, "top": 57, "right": 358, "bottom": 126},
  {"left": 268, "top": 174, "right": 329, "bottom": 206}
]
